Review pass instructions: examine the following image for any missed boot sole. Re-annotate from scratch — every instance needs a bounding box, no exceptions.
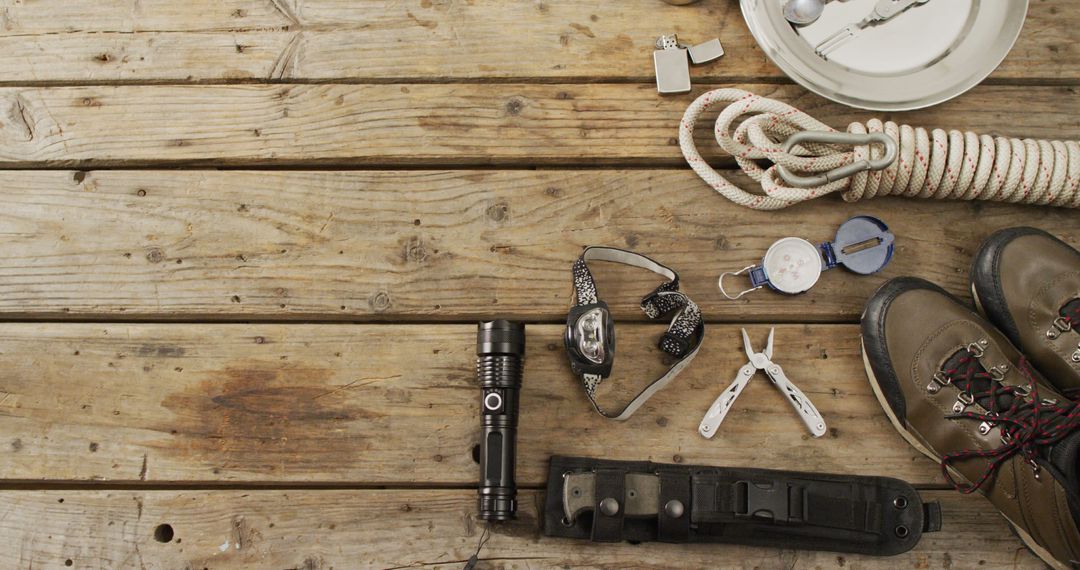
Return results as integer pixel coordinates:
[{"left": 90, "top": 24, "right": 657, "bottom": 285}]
[
  {"left": 971, "top": 282, "right": 986, "bottom": 317},
  {"left": 860, "top": 337, "right": 1067, "bottom": 570}
]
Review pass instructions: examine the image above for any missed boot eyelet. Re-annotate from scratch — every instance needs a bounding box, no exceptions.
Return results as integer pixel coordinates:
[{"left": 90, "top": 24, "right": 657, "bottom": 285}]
[
  {"left": 1071, "top": 350, "right": 1080, "bottom": 363},
  {"left": 978, "top": 421, "right": 992, "bottom": 435},
  {"left": 966, "top": 342, "right": 986, "bottom": 358},
  {"left": 892, "top": 496, "right": 908, "bottom": 509},
  {"left": 926, "top": 382, "right": 941, "bottom": 394},
  {"left": 894, "top": 525, "right": 910, "bottom": 538},
  {"left": 1048, "top": 329, "right": 1060, "bottom": 340},
  {"left": 958, "top": 392, "right": 975, "bottom": 405},
  {"left": 1054, "top": 316, "right": 1073, "bottom": 333}
]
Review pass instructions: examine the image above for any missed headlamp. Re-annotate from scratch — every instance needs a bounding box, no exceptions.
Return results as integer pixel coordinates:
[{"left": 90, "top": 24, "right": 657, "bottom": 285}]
[
  {"left": 565, "top": 302, "right": 615, "bottom": 377},
  {"left": 565, "top": 247, "right": 703, "bottom": 421}
]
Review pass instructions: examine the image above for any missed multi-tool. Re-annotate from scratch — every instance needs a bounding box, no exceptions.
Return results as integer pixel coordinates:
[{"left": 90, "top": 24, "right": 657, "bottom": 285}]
[{"left": 699, "top": 328, "right": 827, "bottom": 438}]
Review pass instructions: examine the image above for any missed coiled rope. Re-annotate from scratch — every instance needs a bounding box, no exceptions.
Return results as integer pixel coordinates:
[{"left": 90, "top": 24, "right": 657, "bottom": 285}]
[{"left": 680, "top": 88, "right": 1080, "bottom": 210}]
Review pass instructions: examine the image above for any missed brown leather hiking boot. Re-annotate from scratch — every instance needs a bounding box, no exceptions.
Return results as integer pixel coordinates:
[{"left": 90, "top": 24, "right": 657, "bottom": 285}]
[
  {"left": 971, "top": 227, "right": 1080, "bottom": 393},
  {"left": 862, "top": 277, "right": 1080, "bottom": 569}
]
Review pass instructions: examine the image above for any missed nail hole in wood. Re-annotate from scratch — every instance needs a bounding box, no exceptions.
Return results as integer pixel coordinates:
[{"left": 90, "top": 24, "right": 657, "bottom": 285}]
[{"left": 154, "top": 523, "right": 174, "bottom": 543}]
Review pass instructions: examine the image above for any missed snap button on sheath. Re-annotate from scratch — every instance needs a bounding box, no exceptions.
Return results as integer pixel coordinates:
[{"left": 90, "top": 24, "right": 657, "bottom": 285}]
[
  {"left": 664, "top": 499, "right": 685, "bottom": 518},
  {"left": 599, "top": 498, "right": 620, "bottom": 516}
]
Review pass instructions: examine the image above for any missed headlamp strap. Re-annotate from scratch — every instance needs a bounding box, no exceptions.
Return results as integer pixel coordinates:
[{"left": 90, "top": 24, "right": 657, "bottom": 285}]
[{"left": 572, "top": 247, "right": 705, "bottom": 420}]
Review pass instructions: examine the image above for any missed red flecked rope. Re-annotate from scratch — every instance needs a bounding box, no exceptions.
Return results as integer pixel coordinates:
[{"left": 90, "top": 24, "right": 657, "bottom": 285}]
[{"left": 679, "top": 89, "right": 1080, "bottom": 210}]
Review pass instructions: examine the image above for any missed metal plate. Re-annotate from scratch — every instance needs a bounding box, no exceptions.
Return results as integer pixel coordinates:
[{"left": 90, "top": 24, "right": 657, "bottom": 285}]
[
  {"left": 762, "top": 237, "right": 822, "bottom": 294},
  {"left": 740, "top": 0, "right": 1029, "bottom": 111}
]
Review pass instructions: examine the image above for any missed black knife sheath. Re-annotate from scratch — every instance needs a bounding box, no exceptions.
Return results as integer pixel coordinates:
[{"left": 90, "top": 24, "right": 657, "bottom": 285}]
[{"left": 543, "top": 455, "right": 941, "bottom": 556}]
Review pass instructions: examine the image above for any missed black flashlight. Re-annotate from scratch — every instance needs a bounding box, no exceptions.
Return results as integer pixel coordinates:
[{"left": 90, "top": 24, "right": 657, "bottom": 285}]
[{"left": 476, "top": 320, "right": 525, "bottom": 521}]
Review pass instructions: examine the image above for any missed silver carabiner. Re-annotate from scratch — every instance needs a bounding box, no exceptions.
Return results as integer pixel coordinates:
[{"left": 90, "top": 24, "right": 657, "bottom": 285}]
[
  {"left": 777, "top": 131, "right": 898, "bottom": 188},
  {"left": 718, "top": 265, "right": 762, "bottom": 300}
]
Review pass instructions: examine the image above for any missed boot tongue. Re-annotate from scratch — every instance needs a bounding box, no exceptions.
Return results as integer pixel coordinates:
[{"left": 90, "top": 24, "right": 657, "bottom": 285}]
[
  {"left": 1050, "top": 430, "right": 1080, "bottom": 488},
  {"left": 1049, "top": 430, "right": 1080, "bottom": 530}
]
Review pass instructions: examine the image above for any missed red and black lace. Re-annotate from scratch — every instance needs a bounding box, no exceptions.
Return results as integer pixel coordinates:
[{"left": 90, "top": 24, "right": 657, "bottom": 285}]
[
  {"left": 1062, "top": 298, "right": 1080, "bottom": 332},
  {"left": 938, "top": 350, "right": 1080, "bottom": 493},
  {"left": 1062, "top": 297, "right": 1080, "bottom": 326}
]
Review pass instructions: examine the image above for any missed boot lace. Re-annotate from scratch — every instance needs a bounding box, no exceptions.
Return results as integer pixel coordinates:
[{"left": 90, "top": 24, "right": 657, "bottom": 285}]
[
  {"left": 1049, "top": 299, "right": 1078, "bottom": 338},
  {"left": 938, "top": 350, "right": 1080, "bottom": 493}
]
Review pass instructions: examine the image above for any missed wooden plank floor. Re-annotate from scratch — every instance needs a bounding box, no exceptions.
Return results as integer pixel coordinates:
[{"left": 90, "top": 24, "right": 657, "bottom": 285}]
[{"left": 0, "top": 1, "right": 1076, "bottom": 568}]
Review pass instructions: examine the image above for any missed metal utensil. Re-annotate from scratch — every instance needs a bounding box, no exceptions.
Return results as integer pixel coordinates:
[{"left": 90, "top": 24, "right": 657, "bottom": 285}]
[
  {"left": 783, "top": 0, "right": 827, "bottom": 25},
  {"left": 815, "top": 0, "right": 931, "bottom": 59}
]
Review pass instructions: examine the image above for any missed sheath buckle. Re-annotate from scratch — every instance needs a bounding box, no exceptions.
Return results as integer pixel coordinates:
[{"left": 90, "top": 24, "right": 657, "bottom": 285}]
[{"left": 735, "top": 480, "right": 799, "bottom": 522}]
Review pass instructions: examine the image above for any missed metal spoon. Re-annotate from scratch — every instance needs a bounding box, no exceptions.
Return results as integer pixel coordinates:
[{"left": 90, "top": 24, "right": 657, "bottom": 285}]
[{"left": 783, "top": 0, "right": 826, "bottom": 25}]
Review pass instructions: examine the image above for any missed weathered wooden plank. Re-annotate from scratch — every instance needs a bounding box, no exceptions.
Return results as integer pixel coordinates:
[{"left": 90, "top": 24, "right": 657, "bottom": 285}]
[
  {"left": 0, "top": 1, "right": 287, "bottom": 33},
  {"left": 1, "top": 83, "right": 1079, "bottom": 167},
  {"left": 0, "top": 170, "right": 1075, "bottom": 322},
  {"left": 0, "top": 322, "right": 969, "bottom": 486},
  {"left": 0, "top": 489, "right": 1040, "bottom": 569},
  {"left": 0, "top": 0, "right": 1074, "bottom": 83}
]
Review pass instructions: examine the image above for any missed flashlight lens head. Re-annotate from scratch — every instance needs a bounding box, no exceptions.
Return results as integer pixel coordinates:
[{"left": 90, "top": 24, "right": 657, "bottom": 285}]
[{"left": 477, "top": 320, "right": 526, "bottom": 357}]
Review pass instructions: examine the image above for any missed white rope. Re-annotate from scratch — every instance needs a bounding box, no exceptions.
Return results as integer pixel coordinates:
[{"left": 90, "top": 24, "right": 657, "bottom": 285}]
[{"left": 679, "top": 88, "right": 1080, "bottom": 211}]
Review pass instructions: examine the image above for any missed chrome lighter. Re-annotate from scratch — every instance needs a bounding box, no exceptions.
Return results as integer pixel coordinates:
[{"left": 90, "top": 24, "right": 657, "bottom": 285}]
[
  {"left": 654, "top": 35, "right": 691, "bottom": 94},
  {"left": 654, "top": 34, "right": 725, "bottom": 95}
]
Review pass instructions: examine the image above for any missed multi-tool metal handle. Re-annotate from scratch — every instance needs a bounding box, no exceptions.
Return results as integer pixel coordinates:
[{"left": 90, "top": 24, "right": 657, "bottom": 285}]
[
  {"left": 698, "top": 362, "right": 757, "bottom": 438},
  {"left": 762, "top": 362, "right": 827, "bottom": 438}
]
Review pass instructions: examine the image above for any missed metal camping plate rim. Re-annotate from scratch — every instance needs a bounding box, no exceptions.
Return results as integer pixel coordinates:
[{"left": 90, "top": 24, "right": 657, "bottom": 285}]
[
  {"left": 761, "top": 237, "right": 823, "bottom": 295},
  {"left": 739, "top": 0, "right": 1030, "bottom": 111}
]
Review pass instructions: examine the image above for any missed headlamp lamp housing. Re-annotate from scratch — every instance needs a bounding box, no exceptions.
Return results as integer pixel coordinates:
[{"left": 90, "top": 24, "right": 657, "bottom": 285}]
[{"left": 565, "top": 301, "right": 615, "bottom": 378}]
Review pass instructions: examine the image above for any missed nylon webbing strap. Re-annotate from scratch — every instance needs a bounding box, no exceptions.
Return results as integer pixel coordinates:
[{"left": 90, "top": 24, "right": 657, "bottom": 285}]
[
  {"left": 657, "top": 468, "right": 691, "bottom": 542},
  {"left": 805, "top": 493, "right": 881, "bottom": 533},
  {"left": 693, "top": 475, "right": 878, "bottom": 533},
  {"left": 571, "top": 246, "right": 704, "bottom": 421}
]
